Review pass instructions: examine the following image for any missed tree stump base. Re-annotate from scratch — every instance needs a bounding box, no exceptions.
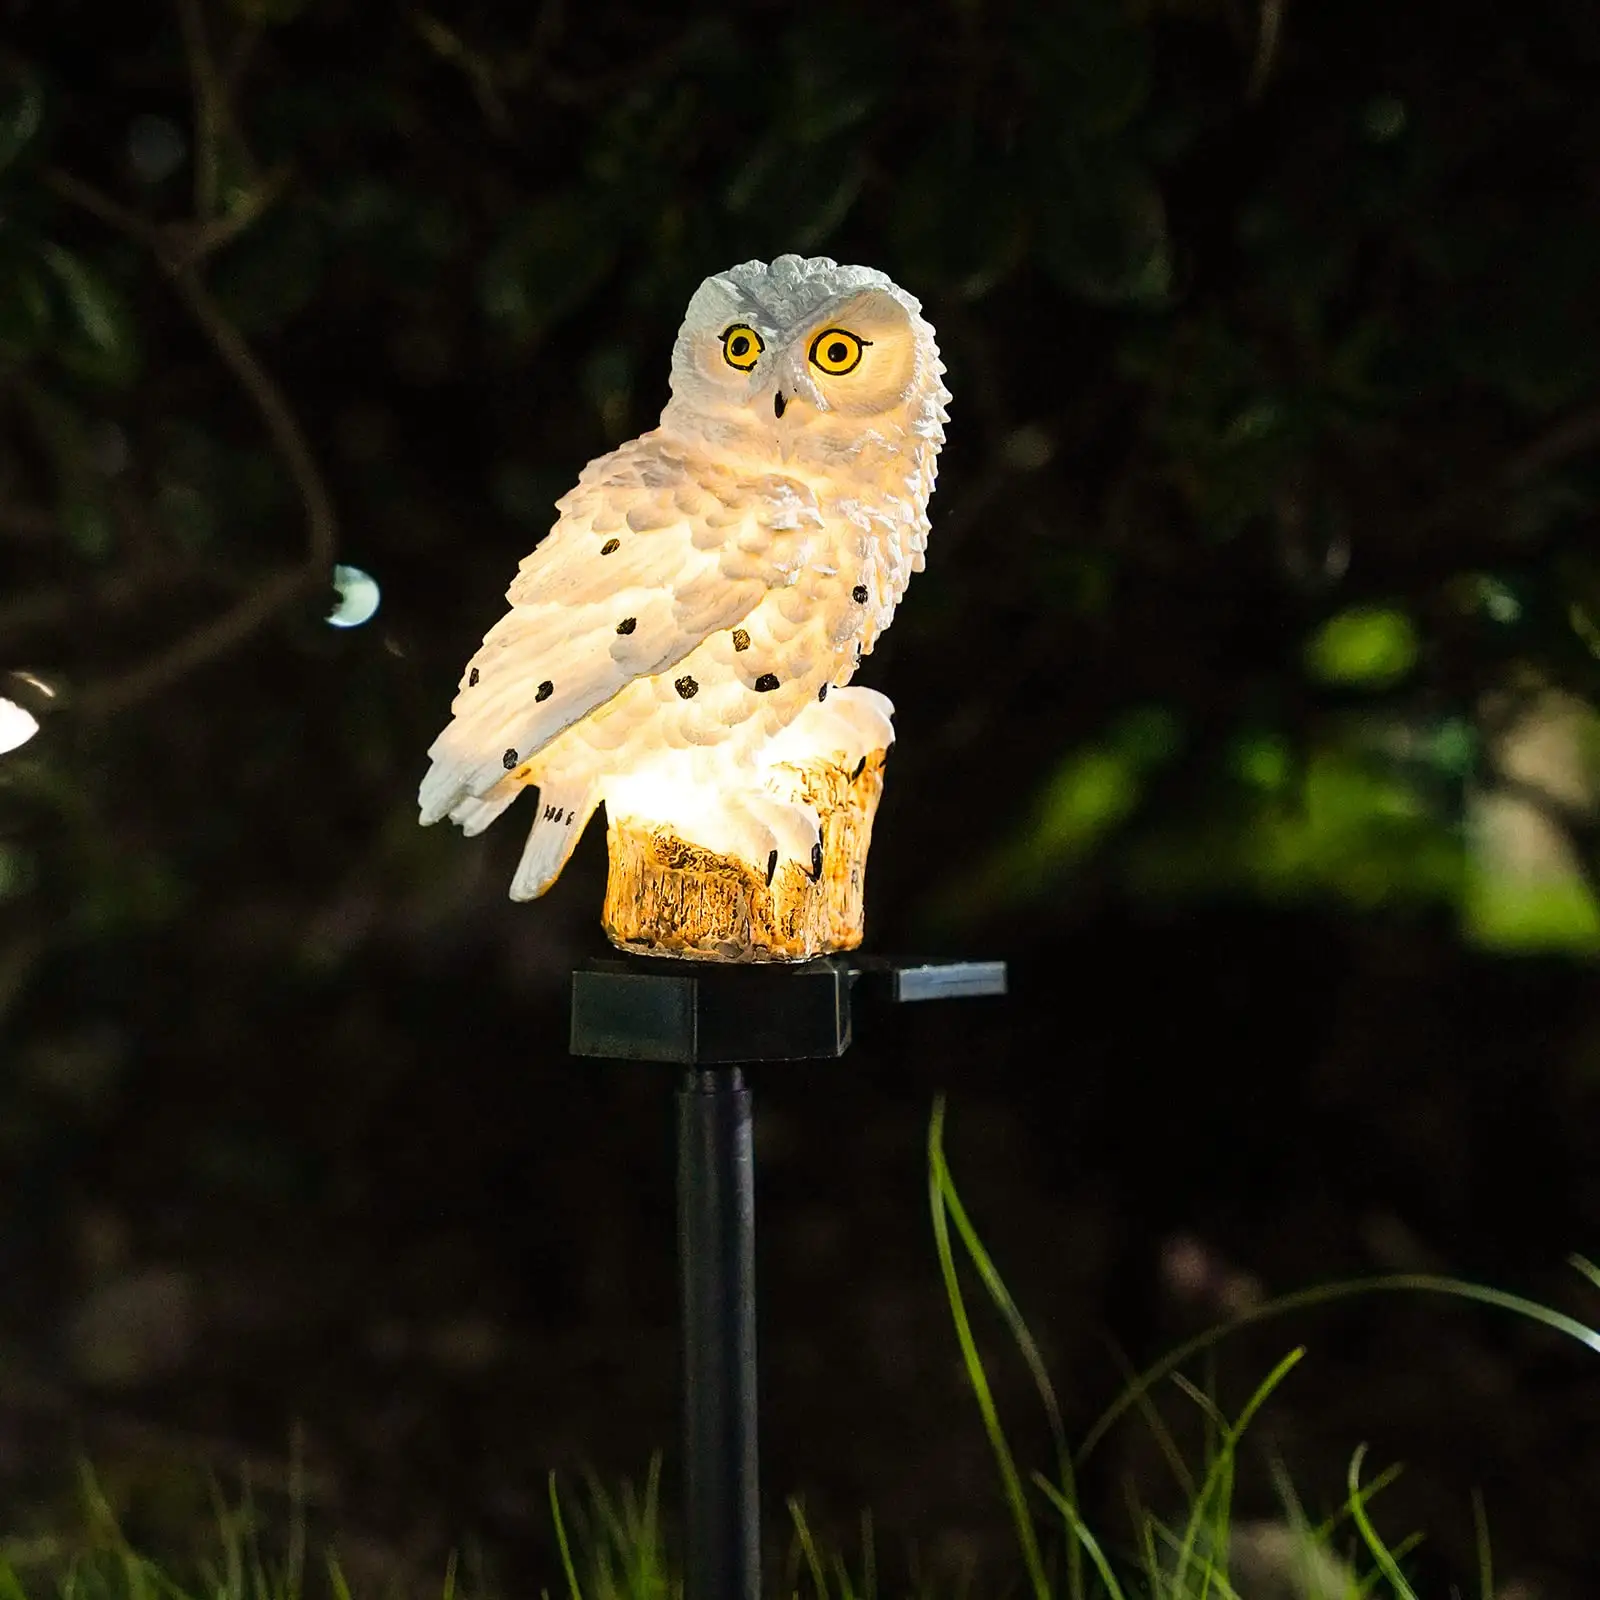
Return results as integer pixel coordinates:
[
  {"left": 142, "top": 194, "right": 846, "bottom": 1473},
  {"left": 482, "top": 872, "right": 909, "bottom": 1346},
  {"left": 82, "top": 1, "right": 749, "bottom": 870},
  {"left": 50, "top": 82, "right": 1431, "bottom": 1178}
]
[{"left": 600, "top": 752, "right": 888, "bottom": 962}]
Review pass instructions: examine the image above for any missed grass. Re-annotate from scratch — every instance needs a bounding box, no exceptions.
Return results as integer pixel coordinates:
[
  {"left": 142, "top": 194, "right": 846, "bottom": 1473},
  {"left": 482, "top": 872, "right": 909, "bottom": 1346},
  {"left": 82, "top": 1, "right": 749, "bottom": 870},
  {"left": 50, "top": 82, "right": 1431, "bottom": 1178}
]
[
  {"left": 4, "top": 1102, "right": 1599, "bottom": 1598},
  {"left": 925, "top": 1097, "right": 1600, "bottom": 1600}
]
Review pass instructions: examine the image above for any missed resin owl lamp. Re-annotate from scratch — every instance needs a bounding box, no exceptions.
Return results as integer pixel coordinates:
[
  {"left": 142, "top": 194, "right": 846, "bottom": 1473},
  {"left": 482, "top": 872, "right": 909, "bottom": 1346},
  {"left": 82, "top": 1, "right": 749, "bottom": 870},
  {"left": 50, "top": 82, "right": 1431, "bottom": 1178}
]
[{"left": 418, "top": 255, "right": 949, "bottom": 961}]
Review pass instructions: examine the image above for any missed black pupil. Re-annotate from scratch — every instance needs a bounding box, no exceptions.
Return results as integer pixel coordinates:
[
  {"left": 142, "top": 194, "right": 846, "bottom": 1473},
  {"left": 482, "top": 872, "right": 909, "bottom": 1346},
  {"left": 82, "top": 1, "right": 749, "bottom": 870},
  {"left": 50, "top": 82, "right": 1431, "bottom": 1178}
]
[
  {"left": 730, "top": 335, "right": 749, "bottom": 357},
  {"left": 828, "top": 341, "right": 848, "bottom": 364}
]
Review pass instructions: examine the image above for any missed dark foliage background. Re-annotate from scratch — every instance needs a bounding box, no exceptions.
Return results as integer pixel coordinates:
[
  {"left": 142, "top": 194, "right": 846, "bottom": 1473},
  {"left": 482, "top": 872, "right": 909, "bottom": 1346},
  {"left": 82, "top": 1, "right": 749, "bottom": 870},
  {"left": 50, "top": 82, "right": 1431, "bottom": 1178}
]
[{"left": 3, "top": 0, "right": 1600, "bottom": 1593}]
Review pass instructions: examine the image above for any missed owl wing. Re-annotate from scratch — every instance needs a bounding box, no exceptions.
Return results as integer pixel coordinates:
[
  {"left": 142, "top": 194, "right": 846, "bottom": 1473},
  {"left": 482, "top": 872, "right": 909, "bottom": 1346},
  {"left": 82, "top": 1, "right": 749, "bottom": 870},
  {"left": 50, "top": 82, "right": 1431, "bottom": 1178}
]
[{"left": 417, "top": 433, "right": 826, "bottom": 825}]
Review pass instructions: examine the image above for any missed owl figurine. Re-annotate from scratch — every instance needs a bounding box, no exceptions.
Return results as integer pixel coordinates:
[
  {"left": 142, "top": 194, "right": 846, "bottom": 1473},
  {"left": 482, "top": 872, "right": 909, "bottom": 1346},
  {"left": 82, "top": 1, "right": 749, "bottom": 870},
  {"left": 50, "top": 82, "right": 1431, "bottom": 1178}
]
[{"left": 418, "top": 254, "right": 949, "bottom": 959}]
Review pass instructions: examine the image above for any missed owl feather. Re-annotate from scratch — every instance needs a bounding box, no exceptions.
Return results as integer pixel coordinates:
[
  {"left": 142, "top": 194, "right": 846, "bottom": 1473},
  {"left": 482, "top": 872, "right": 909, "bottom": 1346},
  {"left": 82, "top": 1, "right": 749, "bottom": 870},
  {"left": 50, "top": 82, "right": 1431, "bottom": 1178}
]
[{"left": 418, "top": 436, "right": 824, "bottom": 825}]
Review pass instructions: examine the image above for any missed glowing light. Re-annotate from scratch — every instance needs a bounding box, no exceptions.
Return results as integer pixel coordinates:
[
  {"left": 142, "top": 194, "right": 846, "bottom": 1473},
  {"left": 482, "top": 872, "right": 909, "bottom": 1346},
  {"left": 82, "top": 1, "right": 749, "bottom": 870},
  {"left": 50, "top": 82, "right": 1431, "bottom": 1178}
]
[
  {"left": 603, "top": 770, "right": 704, "bottom": 827},
  {"left": 0, "top": 698, "right": 40, "bottom": 755},
  {"left": 328, "top": 564, "right": 381, "bottom": 629}
]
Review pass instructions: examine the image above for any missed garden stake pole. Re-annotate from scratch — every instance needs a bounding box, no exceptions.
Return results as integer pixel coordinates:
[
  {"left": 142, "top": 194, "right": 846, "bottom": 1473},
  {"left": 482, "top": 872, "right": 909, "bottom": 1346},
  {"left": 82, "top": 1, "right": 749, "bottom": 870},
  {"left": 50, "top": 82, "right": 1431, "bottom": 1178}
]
[
  {"left": 678, "top": 1067, "right": 760, "bottom": 1600},
  {"left": 569, "top": 954, "right": 1006, "bottom": 1600}
]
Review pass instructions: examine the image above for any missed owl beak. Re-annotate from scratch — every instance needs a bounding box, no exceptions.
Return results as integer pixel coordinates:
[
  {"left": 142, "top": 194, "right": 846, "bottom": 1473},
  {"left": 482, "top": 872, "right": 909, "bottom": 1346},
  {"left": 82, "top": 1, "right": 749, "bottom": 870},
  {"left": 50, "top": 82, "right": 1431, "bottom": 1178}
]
[{"left": 772, "top": 374, "right": 826, "bottom": 419}]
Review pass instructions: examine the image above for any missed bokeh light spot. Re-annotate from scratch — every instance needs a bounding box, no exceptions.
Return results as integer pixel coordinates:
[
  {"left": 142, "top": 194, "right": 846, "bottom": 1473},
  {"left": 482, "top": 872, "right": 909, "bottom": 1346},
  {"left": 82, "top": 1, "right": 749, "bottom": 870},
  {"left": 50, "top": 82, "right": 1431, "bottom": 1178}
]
[
  {"left": 1304, "top": 605, "right": 1419, "bottom": 688},
  {"left": 0, "top": 697, "right": 40, "bottom": 754},
  {"left": 10, "top": 671, "right": 56, "bottom": 700},
  {"left": 127, "top": 114, "right": 187, "bottom": 185},
  {"left": 1361, "top": 94, "right": 1407, "bottom": 142},
  {"left": 328, "top": 565, "right": 381, "bottom": 629}
]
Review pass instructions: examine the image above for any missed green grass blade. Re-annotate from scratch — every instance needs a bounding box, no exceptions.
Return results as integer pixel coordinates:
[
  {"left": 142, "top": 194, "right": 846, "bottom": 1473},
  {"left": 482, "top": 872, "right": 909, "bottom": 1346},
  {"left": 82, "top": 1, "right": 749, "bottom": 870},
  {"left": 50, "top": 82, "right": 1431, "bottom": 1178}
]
[
  {"left": 325, "top": 1556, "right": 354, "bottom": 1600},
  {"left": 643, "top": 1452, "right": 667, "bottom": 1600},
  {"left": 75, "top": 1466, "right": 122, "bottom": 1549},
  {"left": 787, "top": 1498, "right": 830, "bottom": 1600},
  {"left": 1171, "top": 1372, "right": 1228, "bottom": 1434},
  {"left": 1303, "top": 1457, "right": 1404, "bottom": 1549},
  {"left": 203, "top": 1471, "right": 244, "bottom": 1600},
  {"left": 1103, "top": 1337, "right": 1196, "bottom": 1501},
  {"left": 1356, "top": 1529, "right": 1420, "bottom": 1593},
  {"left": 1470, "top": 1490, "right": 1493, "bottom": 1600},
  {"left": 1125, "top": 1486, "right": 1163, "bottom": 1595},
  {"left": 932, "top": 1131, "right": 1070, "bottom": 1467},
  {"left": 1346, "top": 1446, "right": 1419, "bottom": 1600},
  {"left": 780, "top": 1511, "right": 806, "bottom": 1600},
  {"left": 550, "top": 1473, "right": 587, "bottom": 1600},
  {"left": 1033, "top": 1476, "right": 1128, "bottom": 1600},
  {"left": 1148, "top": 1519, "right": 1247, "bottom": 1600},
  {"left": 148, "top": 1560, "right": 196, "bottom": 1600},
  {"left": 928, "top": 1098, "right": 1051, "bottom": 1600},
  {"left": 930, "top": 1097, "right": 1079, "bottom": 1599},
  {"left": 1270, "top": 1454, "right": 1392, "bottom": 1600},
  {"left": 832, "top": 1550, "right": 857, "bottom": 1600},
  {"left": 1351, "top": 1531, "right": 1424, "bottom": 1598},
  {"left": 1077, "top": 1274, "right": 1600, "bottom": 1468},
  {"left": 592, "top": 1470, "right": 636, "bottom": 1554},
  {"left": 1171, "top": 1348, "right": 1304, "bottom": 1600},
  {"left": 1570, "top": 1254, "right": 1600, "bottom": 1292}
]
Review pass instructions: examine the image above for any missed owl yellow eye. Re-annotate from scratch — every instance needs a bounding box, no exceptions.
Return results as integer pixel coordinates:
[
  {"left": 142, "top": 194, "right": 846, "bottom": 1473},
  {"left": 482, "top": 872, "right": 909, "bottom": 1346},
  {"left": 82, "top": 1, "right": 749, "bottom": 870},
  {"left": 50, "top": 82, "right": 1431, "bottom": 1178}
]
[
  {"left": 809, "top": 328, "right": 870, "bottom": 376},
  {"left": 720, "top": 324, "right": 764, "bottom": 371}
]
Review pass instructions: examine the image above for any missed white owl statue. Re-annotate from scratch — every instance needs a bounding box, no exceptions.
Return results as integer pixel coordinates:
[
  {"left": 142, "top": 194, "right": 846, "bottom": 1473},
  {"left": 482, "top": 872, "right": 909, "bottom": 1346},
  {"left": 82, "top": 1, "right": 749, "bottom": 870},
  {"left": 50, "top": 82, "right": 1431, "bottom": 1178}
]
[{"left": 418, "top": 254, "right": 949, "bottom": 960}]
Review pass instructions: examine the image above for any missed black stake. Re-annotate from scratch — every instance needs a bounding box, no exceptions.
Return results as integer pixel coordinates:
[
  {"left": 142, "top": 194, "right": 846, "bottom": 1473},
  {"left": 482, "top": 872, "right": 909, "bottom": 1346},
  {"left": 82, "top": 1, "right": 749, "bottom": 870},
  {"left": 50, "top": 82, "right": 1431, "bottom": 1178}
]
[
  {"left": 569, "top": 954, "right": 1006, "bottom": 1600},
  {"left": 677, "top": 1067, "right": 761, "bottom": 1600}
]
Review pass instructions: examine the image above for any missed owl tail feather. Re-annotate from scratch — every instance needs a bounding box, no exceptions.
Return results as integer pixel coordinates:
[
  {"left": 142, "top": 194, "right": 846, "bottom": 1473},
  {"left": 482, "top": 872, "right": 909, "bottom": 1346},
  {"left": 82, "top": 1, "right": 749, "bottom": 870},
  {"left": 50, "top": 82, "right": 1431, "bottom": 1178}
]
[
  {"left": 509, "top": 779, "right": 601, "bottom": 902},
  {"left": 448, "top": 782, "right": 520, "bottom": 837}
]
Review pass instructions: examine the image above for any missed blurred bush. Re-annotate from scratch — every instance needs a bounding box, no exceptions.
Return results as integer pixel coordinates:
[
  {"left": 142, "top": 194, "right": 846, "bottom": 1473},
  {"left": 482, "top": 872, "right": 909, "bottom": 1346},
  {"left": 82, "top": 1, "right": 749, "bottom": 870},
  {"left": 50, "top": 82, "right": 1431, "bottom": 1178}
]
[{"left": 1, "top": 0, "right": 1598, "bottom": 1053}]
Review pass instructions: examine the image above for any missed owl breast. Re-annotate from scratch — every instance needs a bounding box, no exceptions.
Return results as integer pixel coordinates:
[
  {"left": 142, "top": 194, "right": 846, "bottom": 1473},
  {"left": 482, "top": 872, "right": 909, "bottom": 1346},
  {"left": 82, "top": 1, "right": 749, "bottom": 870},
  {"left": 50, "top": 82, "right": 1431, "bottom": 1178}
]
[{"left": 542, "top": 470, "right": 924, "bottom": 785}]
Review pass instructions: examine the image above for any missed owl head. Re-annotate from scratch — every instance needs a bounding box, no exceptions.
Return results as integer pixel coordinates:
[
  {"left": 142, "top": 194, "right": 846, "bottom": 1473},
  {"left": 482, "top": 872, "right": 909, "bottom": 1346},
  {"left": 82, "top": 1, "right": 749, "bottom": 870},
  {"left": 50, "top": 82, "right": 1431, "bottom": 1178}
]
[{"left": 661, "top": 255, "right": 948, "bottom": 470}]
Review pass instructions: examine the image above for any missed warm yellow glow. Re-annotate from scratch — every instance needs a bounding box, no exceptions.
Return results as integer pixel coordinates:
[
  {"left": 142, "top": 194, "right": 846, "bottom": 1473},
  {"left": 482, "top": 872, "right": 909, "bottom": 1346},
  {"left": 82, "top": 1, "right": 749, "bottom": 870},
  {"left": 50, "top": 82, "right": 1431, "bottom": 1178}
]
[
  {"left": 0, "top": 697, "right": 40, "bottom": 755},
  {"left": 603, "top": 769, "right": 706, "bottom": 829},
  {"left": 593, "top": 690, "right": 894, "bottom": 878},
  {"left": 586, "top": 689, "right": 895, "bottom": 957}
]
